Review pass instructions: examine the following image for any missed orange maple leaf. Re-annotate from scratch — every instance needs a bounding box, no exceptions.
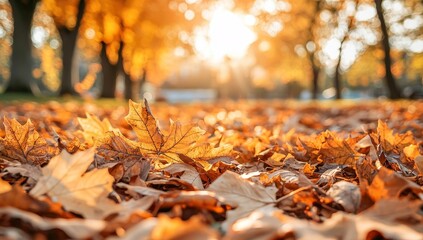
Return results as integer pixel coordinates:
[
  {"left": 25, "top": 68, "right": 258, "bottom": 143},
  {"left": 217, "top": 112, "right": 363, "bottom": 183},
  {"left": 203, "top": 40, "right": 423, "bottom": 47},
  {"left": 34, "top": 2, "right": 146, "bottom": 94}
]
[
  {"left": 124, "top": 99, "right": 232, "bottom": 163},
  {"left": 0, "top": 117, "right": 58, "bottom": 165}
]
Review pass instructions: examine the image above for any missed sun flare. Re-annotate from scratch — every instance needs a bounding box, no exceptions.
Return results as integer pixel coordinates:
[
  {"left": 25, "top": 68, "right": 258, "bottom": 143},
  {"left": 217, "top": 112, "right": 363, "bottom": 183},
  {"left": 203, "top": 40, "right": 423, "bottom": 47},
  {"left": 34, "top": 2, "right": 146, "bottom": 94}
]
[{"left": 195, "top": 8, "right": 256, "bottom": 62}]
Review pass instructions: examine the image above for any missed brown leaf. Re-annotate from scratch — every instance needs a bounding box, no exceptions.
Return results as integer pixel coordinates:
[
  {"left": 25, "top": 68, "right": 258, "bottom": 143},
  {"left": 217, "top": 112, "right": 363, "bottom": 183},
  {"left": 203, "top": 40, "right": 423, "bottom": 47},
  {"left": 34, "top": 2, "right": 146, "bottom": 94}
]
[
  {"left": 96, "top": 131, "right": 144, "bottom": 164},
  {"left": 0, "top": 184, "right": 73, "bottom": 218},
  {"left": 319, "top": 131, "right": 360, "bottom": 166},
  {"left": 30, "top": 148, "right": 120, "bottom": 219},
  {"left": 361, "top": 198, "right": 423, "bottom": 226},
  {"left": 207, "top": 171, "right": 276, "bottom": 230},
  {"left": 163, "top": 163, "right": 203, "bottom": 189},
  {"left": 159, "top": 190, "right": 231, "bottom": 214},
  {"left": 367, "top": 167, "right": 423, "bottom": 201},
  {"left": 326, "top": 181, "right": 361, "bottom": 213},
  {"left": 0, "top": 118, "right": 58, "bottom": 165},
  {"left": 0, "top": 207, "right": 105, "bottom": 239},
  {"left": 149, "top": 215, "right": 219, "bottom": 240}
]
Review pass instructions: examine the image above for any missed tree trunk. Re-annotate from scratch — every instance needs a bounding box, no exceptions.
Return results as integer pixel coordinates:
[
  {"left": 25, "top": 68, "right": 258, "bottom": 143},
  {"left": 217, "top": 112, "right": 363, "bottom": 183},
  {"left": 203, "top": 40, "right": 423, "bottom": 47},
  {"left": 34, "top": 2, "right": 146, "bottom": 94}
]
[
  {"left": 375, "top": 0, "right": 401, "bottom": 99},
  {"left": 124, "top": 68, "right": 146, "bottom": 101},
  {"left": 124, "top": 73, "right": 132, "bottom": 100},
  {"left": 58, "top": 0, "right": 85, "bottom": 95},
  {"left": 307, "top": 0, "right": 322, "bottom": 100},
  {"left": 8, "top": 0, "right": 38, "bottom": 93},
  {"left": 100, "top": 42, "right": 118, "bottom": 98},
  {"left": 311, "top": 65, "right": 320, "bottom": 99},
  {"left": 334, "top": 53, "right": 342, "bottom": 99}
]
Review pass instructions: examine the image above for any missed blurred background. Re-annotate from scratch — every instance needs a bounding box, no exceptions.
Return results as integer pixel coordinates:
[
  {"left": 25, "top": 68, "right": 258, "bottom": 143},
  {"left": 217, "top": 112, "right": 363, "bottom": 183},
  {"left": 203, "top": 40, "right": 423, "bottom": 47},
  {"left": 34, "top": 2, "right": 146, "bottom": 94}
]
[{"left": 0, "top": 0, "right": 422, "bottom": 102}]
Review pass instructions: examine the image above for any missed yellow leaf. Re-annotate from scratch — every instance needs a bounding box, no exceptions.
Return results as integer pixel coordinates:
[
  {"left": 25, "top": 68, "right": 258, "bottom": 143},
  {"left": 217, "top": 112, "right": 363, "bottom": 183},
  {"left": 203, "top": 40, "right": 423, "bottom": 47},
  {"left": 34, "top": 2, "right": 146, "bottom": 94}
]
[
  {"left": 78, "top": 113, "right": 118, "bottom": 145},
  {"left": 124, "top": 100, "right": 232, "bottom": 163},
  {"left": 0, "top": 178, "right": 11, "bottom": 194},
  {"left": 125, "top": 99, "right": 164, "bottom": 153},
  {"left": 377, "top": 120, "right": 414, "bottom": 153},
  {"left": 30, "top": 148, "right": 119, "bottom": 219},
  {"left": 0, "top": 117, "right": 58, "bottom": 165}
]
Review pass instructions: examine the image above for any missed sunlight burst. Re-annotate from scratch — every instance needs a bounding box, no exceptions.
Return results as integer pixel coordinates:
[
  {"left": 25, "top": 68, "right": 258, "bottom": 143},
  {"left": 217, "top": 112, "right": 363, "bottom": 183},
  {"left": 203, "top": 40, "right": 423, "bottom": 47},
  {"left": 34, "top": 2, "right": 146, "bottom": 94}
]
[{"left": 195, "top": 8, "right": 256, "bottom": 62}]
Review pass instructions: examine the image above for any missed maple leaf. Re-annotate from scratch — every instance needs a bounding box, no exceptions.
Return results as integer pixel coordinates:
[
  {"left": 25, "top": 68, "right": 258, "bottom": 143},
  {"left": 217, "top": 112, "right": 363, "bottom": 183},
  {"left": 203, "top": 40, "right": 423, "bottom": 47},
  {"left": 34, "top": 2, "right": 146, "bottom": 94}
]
[
  {"left": 373, "top": 120, "right": 416, "bottom": 176},
  {"left": 319, "top": 132, "right": 360, "bottom": 166},
  {"left": 376, "top": 120, "right": 414, "bottom": 153},
  {"left": 0, "top": 117, "right": 58, "bottom": 165},
  {"left": 96, "top": 131, "right": 144, "bottom": 164},
  {"left": 124, "top": 99, "right": 231, "bottom": 163},
  {"left": 207, "top": 171, "right": 276, "bottom": 230},
  {"left": 300, "top": 131, "right": 360, "bottom": 166},
  {"left": 30, "top": 148, "right": 120, "bottom": 219},
  {"left": 78, "top": 113, "right": 118, "bottom": 146},
  {"left": 367, "top": 167, "right": 422, "bottom": 201}
]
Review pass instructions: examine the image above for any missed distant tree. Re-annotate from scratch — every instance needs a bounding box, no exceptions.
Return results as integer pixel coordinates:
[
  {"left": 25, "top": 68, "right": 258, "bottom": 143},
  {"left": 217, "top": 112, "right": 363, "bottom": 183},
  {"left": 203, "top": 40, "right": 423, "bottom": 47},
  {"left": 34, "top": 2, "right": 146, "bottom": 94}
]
[
  {"left": 8, "top": 0, "right": 39, "bottom": 93},
  {"left": 331, "top": 0, "right": 358, "bottom": 99},
  {"left": 43, "top": 0, "right": 85, "bottom": 95},
  {"left": 375, "top": 0, "right": 401, "bottom": 99}
]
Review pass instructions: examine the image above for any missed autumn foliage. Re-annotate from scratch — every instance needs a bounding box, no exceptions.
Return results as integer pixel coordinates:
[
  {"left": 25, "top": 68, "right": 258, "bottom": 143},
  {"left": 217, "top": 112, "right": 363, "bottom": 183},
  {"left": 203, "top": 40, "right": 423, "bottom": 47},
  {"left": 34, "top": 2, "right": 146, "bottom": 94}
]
[{"left": 0, "top": 99, "right": 422, "bottom": 239}]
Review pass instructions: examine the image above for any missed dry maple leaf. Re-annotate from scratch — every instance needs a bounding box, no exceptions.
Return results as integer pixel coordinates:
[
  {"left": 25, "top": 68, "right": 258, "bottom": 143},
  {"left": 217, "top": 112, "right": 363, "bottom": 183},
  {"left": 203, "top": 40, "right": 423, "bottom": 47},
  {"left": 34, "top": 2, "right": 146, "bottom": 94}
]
[
  {"left": 367, "top": 167, "right": 423, "bottom": 201},
  {"left": 207, "top": 171, "right": 276, "bottom": 230},
  {"left": 300, "top": 131, "right": 360, "bottom": 166},
  {"left": 78, "top": 113, "right": 118, "bottom": 146},
  {"left": 30, "top": 148, "right": 120, "bottom": 219},
  {"left": 125, "top": 99, "right": 231, "bottom": 163},
  {"left": 319, "top": 132, "right": 361, "bottom": 166},
  {"left": 376, "top": 120, "right": 414, "bottom": 153},
  {"left": 96, "top": 131, "right": 144, "bottom": 164},
  {"left": 0, "top": 117, "right": 58, "bottom": 165}
]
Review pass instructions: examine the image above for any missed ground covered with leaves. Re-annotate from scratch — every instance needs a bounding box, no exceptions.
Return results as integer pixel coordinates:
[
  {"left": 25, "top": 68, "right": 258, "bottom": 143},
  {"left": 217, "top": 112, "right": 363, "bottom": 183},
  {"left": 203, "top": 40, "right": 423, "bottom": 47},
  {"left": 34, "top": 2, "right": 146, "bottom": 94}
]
[{"left": 0, "top": 99, "right": 422, "bottom": 239}]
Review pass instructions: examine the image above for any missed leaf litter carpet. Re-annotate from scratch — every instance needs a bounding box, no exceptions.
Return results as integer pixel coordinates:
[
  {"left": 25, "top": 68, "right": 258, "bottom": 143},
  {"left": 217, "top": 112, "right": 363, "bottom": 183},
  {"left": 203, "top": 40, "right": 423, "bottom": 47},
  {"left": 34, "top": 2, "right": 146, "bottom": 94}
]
[{"left": 0, "top": 99, "right": 422, "bottom": 239}]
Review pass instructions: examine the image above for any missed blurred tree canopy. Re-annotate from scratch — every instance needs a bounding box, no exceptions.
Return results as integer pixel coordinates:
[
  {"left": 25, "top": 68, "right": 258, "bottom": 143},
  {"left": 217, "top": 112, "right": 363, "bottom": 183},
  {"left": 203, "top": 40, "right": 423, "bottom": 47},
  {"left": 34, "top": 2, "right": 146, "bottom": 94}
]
[{"left": 0, "top": 0, "right": 422, "bottom": 99}]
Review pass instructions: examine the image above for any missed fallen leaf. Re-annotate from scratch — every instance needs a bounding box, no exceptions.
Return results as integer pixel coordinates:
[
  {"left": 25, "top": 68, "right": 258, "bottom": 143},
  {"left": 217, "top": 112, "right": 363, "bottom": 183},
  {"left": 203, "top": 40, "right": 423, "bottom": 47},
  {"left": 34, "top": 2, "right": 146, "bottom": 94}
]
[
  {"left": 124, "top": 99, "right": 231, "bottom": 163},
  {"left": 376, "top": 120, "right": 414, "bottom": 153},
  {"left": 163, "top": 163, "right": 203, "bottom": 189},
  {"left": 415, "top": 155, "right": 423, "bottom": 175},
  {"left": 0, "top": 117, "right": 58, "bottom": 165},
  {"left": 108, "top": 218, "right": 158, "bottom": 240},
  {"left": 361, "top": 198, "right": 423, "bottom": 226},
  {"left": 319, "top": 131, "right": 360, "bottom": 166},
  {"left": 326, "top": 181, "right": 361, "bottom": 213},
  {"left": 159, "top": 190, "right": 231, "bottom": 214},
  {"left": 0, "top": 178, "right": 11, "bottom": 193},
  {"left": 30, "top": 148, "right": 119, "bottom": 219},
  {"left": 367, "top": 167, "right": 423, "bottom": 201},
  {"left": 149, "top": 215, "right": 219, "bottom": 240},
  {"left": 0, "top": 185, "right": 73, "bottom": 218},
  {"left": 78, "top": 113, "right": 118, "bottom": 146},
  {"left": 207, "top": 171, "right": 276, "bottom": 230},
  {"left": 0, "top": 207, "right": 105, "bottom": 239}
]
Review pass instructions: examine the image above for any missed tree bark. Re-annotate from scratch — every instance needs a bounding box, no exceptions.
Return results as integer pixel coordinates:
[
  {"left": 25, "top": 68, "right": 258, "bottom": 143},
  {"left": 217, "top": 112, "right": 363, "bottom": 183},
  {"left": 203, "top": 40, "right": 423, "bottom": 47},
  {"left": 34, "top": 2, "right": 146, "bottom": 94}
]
[
  {"left": 58, "top": 0, "right": 85, "bottom": 95},
  {"left": 124, "top": 67, "right": 146, "bottom": 100},
  {"left": 8, "top": 0, "right": 38, "bottom": 93},
  {"left": 307, "top": 1, "right": 322, "bottom": 100},
  {"left": 311, "top": 65, "right": 320, "bottom": 99},
  {"left": 375, "top": 0, "right": 401, "bottom": 99},
  {"left": 334, "top": 48, "right": 342, "bottom": 99},
  {"left": 100, "top": 42, "right": 118, "bottom": 98}
]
